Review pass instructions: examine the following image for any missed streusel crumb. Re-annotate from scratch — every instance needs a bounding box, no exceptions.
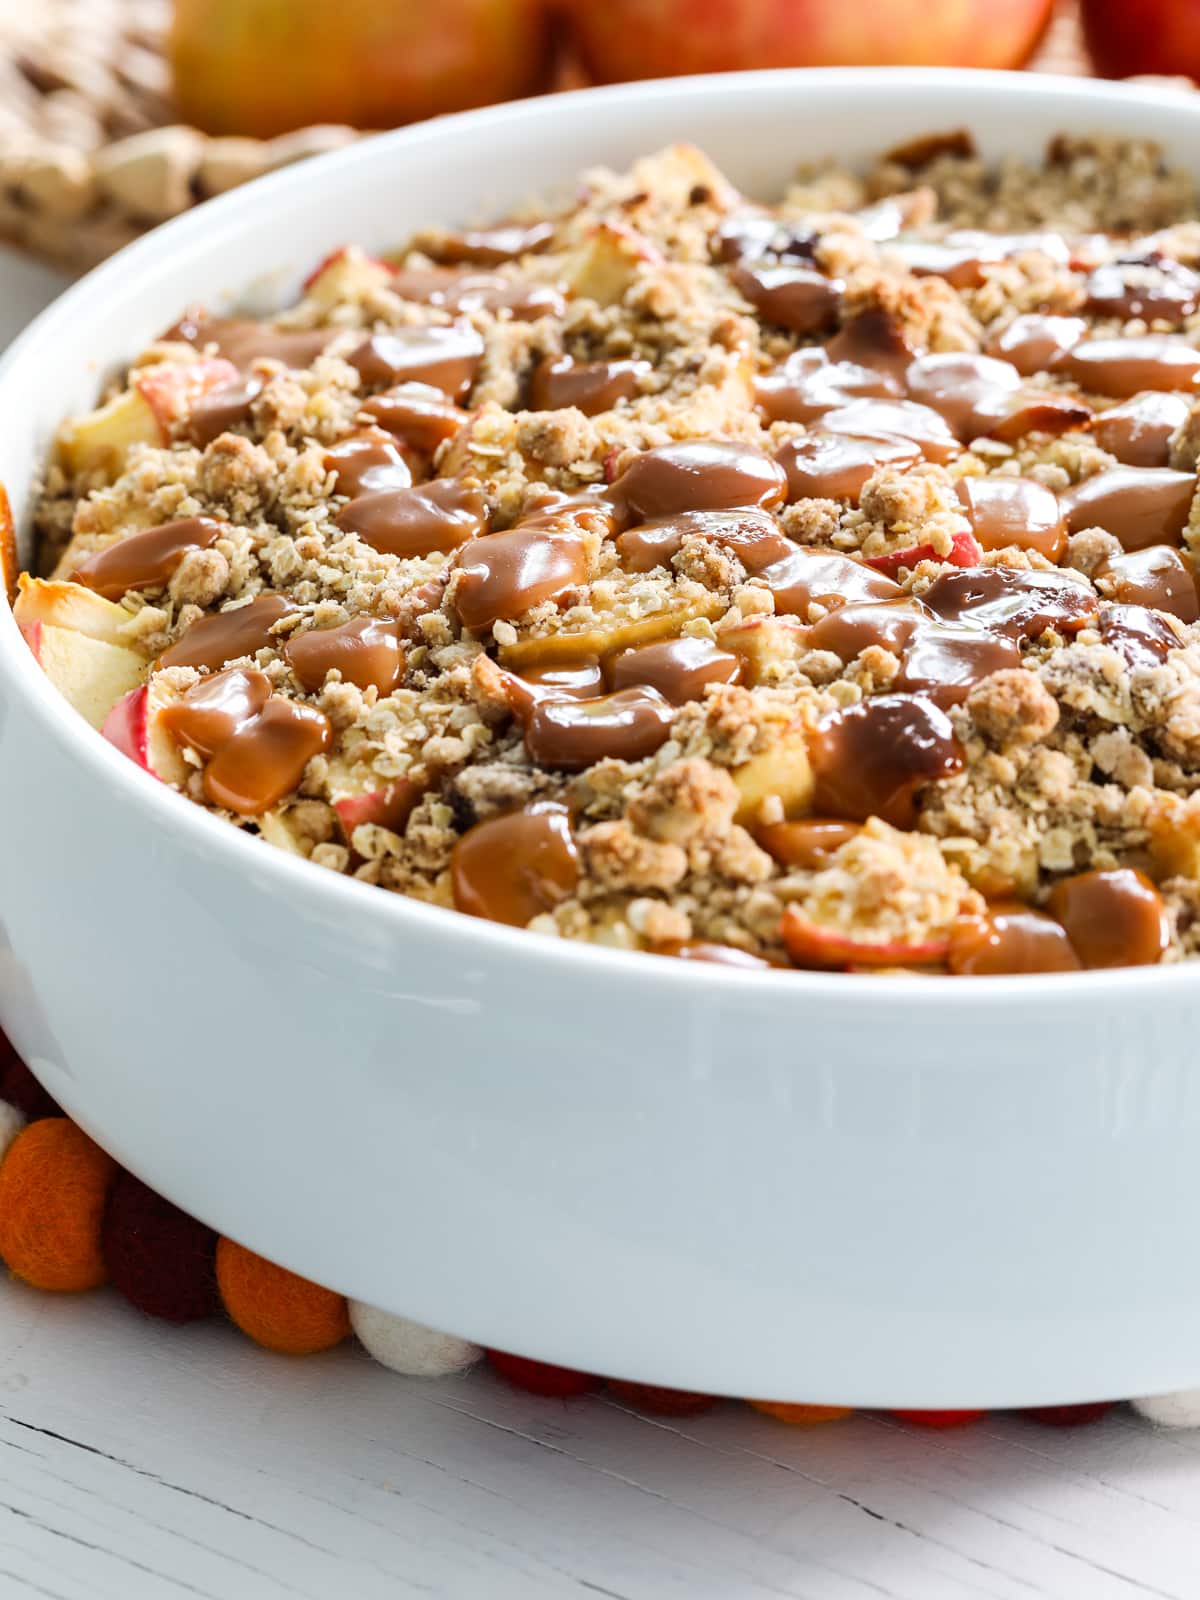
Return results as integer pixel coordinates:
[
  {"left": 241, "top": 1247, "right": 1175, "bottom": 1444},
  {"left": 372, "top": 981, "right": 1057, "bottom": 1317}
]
[{"left": 22, "top": 133, "right": 1200, "bottom": 975}]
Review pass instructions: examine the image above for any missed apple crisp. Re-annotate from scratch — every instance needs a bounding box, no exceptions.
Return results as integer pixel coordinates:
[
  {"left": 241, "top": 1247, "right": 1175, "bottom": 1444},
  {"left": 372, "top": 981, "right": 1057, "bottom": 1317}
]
[{"left": 18, "top": 130, "right": 1200, "bottom": 974}]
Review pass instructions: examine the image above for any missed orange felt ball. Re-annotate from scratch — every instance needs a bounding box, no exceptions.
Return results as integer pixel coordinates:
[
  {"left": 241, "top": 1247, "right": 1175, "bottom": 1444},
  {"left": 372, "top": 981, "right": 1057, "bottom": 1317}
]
[
  {"left": 749, "top": 1401, "right": 853, "bottom": 1425},
  {"left": 0, "top": 1118, "right": 117, "bottom": 1291},
  {"left": 215, "top": 1238, "right": 350, "bottom": 1354}
]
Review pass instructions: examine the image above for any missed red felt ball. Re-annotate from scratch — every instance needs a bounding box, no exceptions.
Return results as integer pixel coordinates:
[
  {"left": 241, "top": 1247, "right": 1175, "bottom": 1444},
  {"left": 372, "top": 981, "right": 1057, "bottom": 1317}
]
[
  {"left": 891, "top": 1409, "right": 986, "bottom": 1428},
  {"left": 0, "top": 1030, "right": 60, "bottom": 1121},
  {"left": 1021, "top": 1401, "right": 1115, "bottom": 1427},
  {"left": 102, "top": 1172, "right": 220, "bottom": 1324},
  {"left": 607, "top": 1380, "right": 717, "bottom": 1417},
  {"left": 487, "top": 1349, "right": 600, "bottom": 1398}
]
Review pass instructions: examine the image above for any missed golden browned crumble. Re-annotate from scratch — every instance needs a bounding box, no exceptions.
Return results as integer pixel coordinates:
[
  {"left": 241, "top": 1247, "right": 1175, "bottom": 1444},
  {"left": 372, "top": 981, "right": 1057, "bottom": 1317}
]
[{"left": 20, "top": 132, "right": 1200, "bottom": 975}]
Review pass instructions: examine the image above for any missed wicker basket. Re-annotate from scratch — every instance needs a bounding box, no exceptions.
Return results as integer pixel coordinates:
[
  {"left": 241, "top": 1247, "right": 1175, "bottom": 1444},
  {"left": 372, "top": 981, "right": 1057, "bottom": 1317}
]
[
  {"left": 0, "top": 0, "right": 1108, "bottom": 275},
  {"left": 0, "top": 0, "right": 356, "bottom": 270}
]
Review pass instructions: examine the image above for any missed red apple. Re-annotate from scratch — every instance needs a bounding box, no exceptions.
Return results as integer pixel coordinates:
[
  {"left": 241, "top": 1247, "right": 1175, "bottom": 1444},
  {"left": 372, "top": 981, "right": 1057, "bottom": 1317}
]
[
  {"left": 101, "top": 684, "right": 150, "bottom": 765},
  {"left": 570, "top": 0, "right": 1056, "bottom": 81},
  {"left": 171, "top": 0, "right": 556, "bottom": 139},
  {"left": 57, "top": 358, "right": 241, "bottom": 481},
  {"left": 1081, "top": 0, "right": 1200, "bottom": 82}
]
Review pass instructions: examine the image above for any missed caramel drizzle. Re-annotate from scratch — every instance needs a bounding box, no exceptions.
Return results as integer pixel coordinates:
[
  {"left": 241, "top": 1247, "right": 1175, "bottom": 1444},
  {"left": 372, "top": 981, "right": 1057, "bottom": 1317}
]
[
  {"left": 144, "top": 211, "right": 1200, "bottom": 968},
  {"left": 160, "top": 594, "right": 296, "bottom": 671},
  {"left": 452, "top": 510, "right": 591, "bottom": 631},
  {"left": 161, "top": 666, "right": 330, "bottom": 817},
  {"left": 451, "top": 801, "right": 579, "bottom": 927},
  {"left": 72, "top": 517, "right": 226, "bottom": 600},
  {"left": 337, "top": 479, "right": 487, "bottom": 559},
  {"left": 347, "top": 326, "right": 484, "bottom": 400},
  {"left": 283, "top": 615, "right": 405, "bottom": 695}
]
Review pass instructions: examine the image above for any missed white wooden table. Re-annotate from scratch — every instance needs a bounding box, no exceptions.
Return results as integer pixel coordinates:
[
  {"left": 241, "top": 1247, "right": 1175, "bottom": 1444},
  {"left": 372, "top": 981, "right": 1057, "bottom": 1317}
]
[
  {"left": 4, "top": 248, "right": 1200, "bottom": 1600},
  {"left": 4, "top": 1282, "right": 1200, "bottom": 1600}
]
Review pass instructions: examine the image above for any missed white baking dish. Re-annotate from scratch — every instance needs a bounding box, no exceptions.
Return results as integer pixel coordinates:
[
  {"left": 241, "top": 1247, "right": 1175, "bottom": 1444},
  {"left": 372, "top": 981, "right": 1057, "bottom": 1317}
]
[{"left": 3, "top": 68, "right": 1200, "bottom": 1407}]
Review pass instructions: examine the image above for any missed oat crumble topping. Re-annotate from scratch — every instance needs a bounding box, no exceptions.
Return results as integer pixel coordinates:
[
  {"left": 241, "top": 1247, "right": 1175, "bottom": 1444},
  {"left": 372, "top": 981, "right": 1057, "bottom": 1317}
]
[{"left": 17, "top": 130, "right": 1200, "bottom": 975}]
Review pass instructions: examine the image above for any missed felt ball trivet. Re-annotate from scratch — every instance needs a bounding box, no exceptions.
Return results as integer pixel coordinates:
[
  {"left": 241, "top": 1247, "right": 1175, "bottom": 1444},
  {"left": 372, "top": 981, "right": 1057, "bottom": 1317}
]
[
  {"left": 0, "top": 1024, "right": 1195, "bottom": 1427},
  {"left": 103, "top": 1170, "right": 220, "bottom": 1324},
  {"left": 349, "top": 1303, "right": 481, "bottom": 1378},
  {"left": 486, "top": 1350, "right": 602, "bottom": 1398},
  {"left": 607, "top": 1381, "right": 717, "bottom": 1417},
  {"left": 0, "top": 1032, "right": 60, "bottom": 1121},
  {"left": 0, "top": 1118, "right": 116, "bottom": 1291},
  {"left": 749, "top": 1401, "right": 854, "bottom": 1426},
  {"left": 216, "top": 1237, "right": 351, "bottom": 1355}
]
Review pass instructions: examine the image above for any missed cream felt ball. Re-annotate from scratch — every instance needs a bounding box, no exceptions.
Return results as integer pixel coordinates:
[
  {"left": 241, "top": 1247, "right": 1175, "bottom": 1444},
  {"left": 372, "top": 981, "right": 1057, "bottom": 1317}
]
[
  {"left": 1132, "top": 1391, "right": 1200, "bottom": 1428},
  {"left": 349, "top": 1303, "right": 482, "bottom": 1377}
]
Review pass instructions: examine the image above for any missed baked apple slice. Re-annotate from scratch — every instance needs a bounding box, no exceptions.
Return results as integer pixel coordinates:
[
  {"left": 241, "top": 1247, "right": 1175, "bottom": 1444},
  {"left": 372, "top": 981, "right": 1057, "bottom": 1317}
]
[
  {"left": 58, "top": 388, "right": 163, "bottom": 478},
  {"left": 565, "top": 222, "right": 664, "bottom": 305},
  {"left": 14, "top": 576, "right": 131, "bottom": 646},
  {"left": 20, "top": 620, "right": 147, "bottom": 730},
  {"left": 1145, "top": 793, "right": 1200, "bottom": 879},
  {"left": 730, "top": 724, "right": 814, "bottom": 825},
  {"left": 257, "top": 809, "right": 310, "bottom": 856},
  {"left": 302, "top": 245, "right": 393, "bottom": 305},
  {"left": 59, "top": 358, "right": 239, "bottom": 478},
  {"left": 864, "top": 527, "right": 982, "bottom": 578},
  {"left": 326, "top": 758, "right": 423, "bottom": 841},
  {"left": 498, "top": 596, "right": 726, "bottom": 671},
  {"left": 0, "top": 484, "right": 15, "bottom": 601},
  {"left": 135, "top": 357, "right": 241, "bottom": 430},
  {"left": 717, "top": 615, "right": 809, "bottom": 685},
  {"left": 780, "top": 903, "right": 950, "bottom": 969},
  {"left": 101, "top": 680, "right": 189, "bottom": 783}
]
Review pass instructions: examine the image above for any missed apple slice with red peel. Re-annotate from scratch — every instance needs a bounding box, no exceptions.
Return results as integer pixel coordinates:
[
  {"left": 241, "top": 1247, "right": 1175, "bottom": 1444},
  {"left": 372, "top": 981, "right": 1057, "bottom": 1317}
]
[
  {"left": 59, "top": 388, "right": 164, "bottom": 478},
  {"left": 302, "top": 245, "right": 393, "bottom": 303},
  {"left": 21, "top": 620, "right": 148, "bottom": 730},
  {"left": 566, "top": 222, "right": 665, "bottom": 305},
  {"left": 134, "top": 357, "right": 241, "bottom": 430},
  {"left": 327, "top": 760, "right": 423, "bottom": 841},
  {"left": 865, "top": 527, "right": 982, "bottom": 578},
  {"left": 101, "top": 681, "right": 189, "bottom": 783},
  {"left": 780, "top": 903, "right": 950, "bottom": 969},
  {"left": 14, "top": 575, "right": 131, "bottom": 646},
  {"left": 0, "top": 483, "right": 15, "bottom": 601},
  {"left": 57, "top": 359, "right": 242, "bottom": 479}
]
